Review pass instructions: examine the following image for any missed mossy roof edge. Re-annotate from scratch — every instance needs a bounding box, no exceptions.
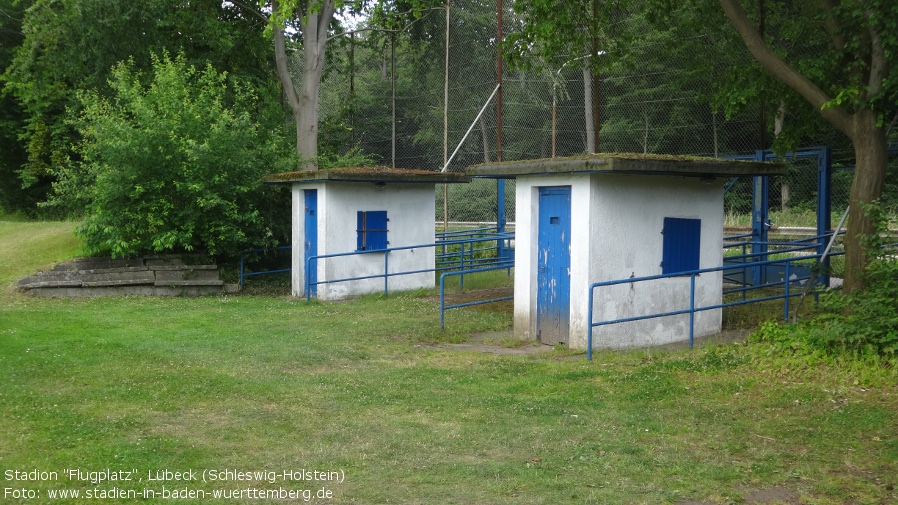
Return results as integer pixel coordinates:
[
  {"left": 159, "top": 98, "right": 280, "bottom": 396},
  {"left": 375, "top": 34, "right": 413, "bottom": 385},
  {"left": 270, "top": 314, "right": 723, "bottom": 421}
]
[
  {"left": 466, "top": 153, "right": 785, "bottom": 178},
  {"left": 263, "top": 166, "right": 470, "bottom": 184}
]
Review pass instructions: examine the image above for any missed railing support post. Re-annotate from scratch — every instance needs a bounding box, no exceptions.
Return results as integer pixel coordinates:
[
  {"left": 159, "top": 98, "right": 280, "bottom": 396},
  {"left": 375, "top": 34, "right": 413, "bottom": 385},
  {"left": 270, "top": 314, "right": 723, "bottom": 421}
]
[
  {"left": 689, "top": 274, "right": 696, "bottom": 348},
  {"left": 384, "top": 251, "right": 390, "bottom": 296},
  {"left": 587, "top": 286, "right": 595, "bottom": 361},
  {"left": 239, "top": 254, "right": 245, "bottom": 290},
  {"left": 497, "top": 179, "right": 506, "bottom": 260},
  {"left": 784, "top": 260, "right": 791, "bottom": 320}
]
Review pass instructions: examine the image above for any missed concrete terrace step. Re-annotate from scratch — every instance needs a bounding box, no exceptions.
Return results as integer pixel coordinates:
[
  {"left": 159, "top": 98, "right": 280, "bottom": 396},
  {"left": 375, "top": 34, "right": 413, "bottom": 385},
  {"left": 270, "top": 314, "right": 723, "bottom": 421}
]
[{"left": 17, "top": 256, "right": 235, "bottom": 297}]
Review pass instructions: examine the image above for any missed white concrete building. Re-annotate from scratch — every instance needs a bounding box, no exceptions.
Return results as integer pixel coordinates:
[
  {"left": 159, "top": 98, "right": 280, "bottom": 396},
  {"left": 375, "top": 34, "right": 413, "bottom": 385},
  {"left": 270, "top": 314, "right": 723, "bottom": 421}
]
[
  {"left": 468, "top": 154, "right": 783, "bottom": 350},
  {"left": 264, "top": 167, "right": 468, "bottom": 300}
]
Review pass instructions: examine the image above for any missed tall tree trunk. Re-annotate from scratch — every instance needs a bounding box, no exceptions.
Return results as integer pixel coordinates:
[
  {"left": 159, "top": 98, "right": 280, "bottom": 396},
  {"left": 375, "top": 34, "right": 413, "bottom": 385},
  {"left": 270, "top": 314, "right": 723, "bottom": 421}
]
[
  {"left": 296, "top": 44, "right": 324, "bottom": 170},
  {"left": 583, "top": 67, "right": 595, "bottom": 153},
  {"left": 270, "top": 0, "right": 334, "bottom": 171},
  {"left": 775, "top": 101, "right": 789, "bottom": 212},
  {"left": 843, "top": 110, "right": 888, "bottom": 293}
]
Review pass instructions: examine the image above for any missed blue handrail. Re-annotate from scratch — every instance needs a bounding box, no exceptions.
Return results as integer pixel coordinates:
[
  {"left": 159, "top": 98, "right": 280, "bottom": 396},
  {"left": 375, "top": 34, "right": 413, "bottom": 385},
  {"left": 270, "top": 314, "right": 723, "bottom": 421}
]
[
  {"left": 439, "top": 263, "right": 514, "bottom": 330},
  {"left": 586, "top": 247, "right": 842, "bottom": 360},
  {"left": 305, "top": 233, "right": 514, "bottom": 300},
  {"left": 239, "top": 245, "right": 292, "bottom": 289}
]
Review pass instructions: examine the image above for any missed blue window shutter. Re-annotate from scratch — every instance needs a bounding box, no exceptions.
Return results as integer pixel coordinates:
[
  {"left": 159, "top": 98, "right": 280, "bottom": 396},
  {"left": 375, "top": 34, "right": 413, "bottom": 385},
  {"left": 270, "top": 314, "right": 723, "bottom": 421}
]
[
  {"left": 367, "top": 211, "right": 388, "bottom": 250},
  {"left": 357, "top": 211, "right": 389, "bottom": 251},
  {"left": 661, "top": 217, "right": 701, "bottom": 274}
]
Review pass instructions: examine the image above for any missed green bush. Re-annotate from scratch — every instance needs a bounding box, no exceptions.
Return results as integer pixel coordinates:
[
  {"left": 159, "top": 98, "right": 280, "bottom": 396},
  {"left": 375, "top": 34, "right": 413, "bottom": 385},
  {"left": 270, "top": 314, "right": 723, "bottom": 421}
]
[
  {"left": 752, "top": 203, "right": 898, "bottom": 357},
  {"left": 50, "top": 52, "right": 292, "bottom": 258}
]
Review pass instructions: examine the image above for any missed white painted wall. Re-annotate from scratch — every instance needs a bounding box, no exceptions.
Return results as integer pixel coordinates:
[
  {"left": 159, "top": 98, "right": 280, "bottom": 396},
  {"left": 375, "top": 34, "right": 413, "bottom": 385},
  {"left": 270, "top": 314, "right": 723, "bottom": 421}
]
[
  {"left": 514, "top": 173, "right": 724, "bottom": 349},
  {"left": 291, "top": 182, "right": 436, "bottom": 300},
  {"left": 583, "top": 175, "right": 724, "bottom": 349}
]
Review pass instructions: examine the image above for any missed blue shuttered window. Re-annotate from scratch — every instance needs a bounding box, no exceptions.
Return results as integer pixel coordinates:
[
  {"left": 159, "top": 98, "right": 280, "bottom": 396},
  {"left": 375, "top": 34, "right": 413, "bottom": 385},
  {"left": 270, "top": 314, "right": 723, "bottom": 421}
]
[
  {"left": 357, "top": 211, "right": 389, "bottom": 251},
  {"left": 661, "top": 217, "right": 701, "bottom": 275}
]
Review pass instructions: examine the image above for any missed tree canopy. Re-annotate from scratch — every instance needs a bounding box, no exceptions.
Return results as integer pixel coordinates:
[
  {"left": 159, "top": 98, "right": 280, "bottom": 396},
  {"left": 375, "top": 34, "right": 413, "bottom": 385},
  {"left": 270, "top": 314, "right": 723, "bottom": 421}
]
[
  {"left": 1, "top": 0, "right": 276, "bottom": 215},
  {"left": 508, "top": 0, "right": 898, "bottom": 292}
]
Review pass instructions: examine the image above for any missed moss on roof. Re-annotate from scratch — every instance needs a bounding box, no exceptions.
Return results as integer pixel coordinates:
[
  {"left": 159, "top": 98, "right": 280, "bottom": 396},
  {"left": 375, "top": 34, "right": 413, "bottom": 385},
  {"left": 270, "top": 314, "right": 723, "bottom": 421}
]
[
  {"left": 263, "top": 166, "right": 470, "bottom": 184},
  {"left": 466, "top": 152, "right": 785, "bottom": 178}
]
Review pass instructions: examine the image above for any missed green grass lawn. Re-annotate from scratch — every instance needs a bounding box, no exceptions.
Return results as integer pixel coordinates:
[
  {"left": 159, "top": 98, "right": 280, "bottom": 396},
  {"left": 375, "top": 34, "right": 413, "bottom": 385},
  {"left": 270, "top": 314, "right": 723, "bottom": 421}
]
[{"left": 1, "top": 221, "right": 896, "bottom": 504}]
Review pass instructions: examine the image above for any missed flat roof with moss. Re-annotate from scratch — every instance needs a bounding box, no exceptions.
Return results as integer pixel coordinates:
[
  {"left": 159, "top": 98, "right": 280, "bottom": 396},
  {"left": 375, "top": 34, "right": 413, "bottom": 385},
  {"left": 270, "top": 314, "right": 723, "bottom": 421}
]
[
  {"left": 263, "top": 166, "right": 470, "bottom": 185},
  {"left": 466, "top": 153, "right": 785, "bottom": 178}
]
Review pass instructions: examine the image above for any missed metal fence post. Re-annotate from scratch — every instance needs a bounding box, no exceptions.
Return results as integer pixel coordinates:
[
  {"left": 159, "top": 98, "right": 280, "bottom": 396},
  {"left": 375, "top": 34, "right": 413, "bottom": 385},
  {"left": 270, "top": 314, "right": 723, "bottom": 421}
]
[
  {"left": 751, "top": 150, "right": 770, "bottom": 286},
  {"left": 816, "top": 146, "right": 833, "bottom": 289}
]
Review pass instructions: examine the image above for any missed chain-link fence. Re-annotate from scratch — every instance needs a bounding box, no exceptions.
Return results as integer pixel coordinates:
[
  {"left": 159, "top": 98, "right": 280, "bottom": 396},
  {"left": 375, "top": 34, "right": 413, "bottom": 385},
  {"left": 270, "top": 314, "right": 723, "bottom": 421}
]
[{"left": 299, "top": 0, "right": 855, "bottom": 230}]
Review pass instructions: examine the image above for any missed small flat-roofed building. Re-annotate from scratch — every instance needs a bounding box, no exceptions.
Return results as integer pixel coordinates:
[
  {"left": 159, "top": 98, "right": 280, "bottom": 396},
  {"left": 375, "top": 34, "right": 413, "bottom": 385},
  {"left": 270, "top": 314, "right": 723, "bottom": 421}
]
[
  {"left": 264, "top": 167, "right": 469, "bottom": 300},
  {"left": 467, "top": 154, "right": 784, "bottom": 349}
]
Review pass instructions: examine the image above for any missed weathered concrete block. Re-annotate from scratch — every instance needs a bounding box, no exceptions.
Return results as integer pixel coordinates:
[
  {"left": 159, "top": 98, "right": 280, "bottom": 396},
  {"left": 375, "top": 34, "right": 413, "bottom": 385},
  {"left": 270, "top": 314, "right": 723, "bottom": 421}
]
[
  {"left": 80, "top": 270, "right": 155, "bottom": 287},
  {"left": 154, "top": 267, "right": 222, "bottom": 284},
  {"left": 17, "top": 271, "right": 83, "bottom": 288},
  {"left": 19, "top": 256, "right": 231, "bottom": 297},
  {"left": 54, "top": 257, "right": 144, "bottom": 271}
]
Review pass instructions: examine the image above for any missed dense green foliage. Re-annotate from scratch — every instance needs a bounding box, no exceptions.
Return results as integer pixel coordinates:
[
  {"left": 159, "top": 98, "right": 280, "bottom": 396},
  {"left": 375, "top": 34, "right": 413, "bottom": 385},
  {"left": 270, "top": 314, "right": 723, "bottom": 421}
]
[
  {"left": 54, "top": 54, "right": 291, "bottom": 258},
  {"left": 0, "top": 0, "right": 275, "bottom": 216},
  {"left": 754, "top": 203, "right": 898, "bottom": 356},
  {"left": 0, "top": 0, "right": 32, "bottom": 215}
]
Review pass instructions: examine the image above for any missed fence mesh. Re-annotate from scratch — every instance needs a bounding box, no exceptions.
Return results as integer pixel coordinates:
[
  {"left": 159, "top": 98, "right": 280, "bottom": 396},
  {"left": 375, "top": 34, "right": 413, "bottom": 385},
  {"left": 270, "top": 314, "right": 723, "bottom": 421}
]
[{"left": 293, "top": 0, "right": 856, "bottom": 229}]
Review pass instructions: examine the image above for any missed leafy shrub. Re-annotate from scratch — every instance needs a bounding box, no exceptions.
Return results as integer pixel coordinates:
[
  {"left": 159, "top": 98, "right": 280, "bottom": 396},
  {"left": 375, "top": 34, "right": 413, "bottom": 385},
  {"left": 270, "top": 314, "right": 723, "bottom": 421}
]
[
  {"left": 752, "top": 202, "right": 898, "bottom": 357},
  {"left": 51, "top": 52, "right": 292, "bottom": 258}
]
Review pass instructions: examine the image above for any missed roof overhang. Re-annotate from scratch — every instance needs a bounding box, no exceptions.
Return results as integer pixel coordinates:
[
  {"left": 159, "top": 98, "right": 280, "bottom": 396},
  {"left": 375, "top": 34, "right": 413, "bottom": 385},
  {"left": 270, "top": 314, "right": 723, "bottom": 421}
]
[
  {"left": 263, "top": 166, "right": 470, "bottom": 185},
  {"left": 466, "top": 153, "right": 785, "bottom": 179}
]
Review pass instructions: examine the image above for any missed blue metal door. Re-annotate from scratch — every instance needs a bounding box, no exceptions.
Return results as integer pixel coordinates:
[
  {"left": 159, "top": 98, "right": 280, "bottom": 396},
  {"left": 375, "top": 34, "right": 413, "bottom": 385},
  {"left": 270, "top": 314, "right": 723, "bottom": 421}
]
[
  {"left": 304, "top": 189, "right": 318, "bottom": 297},
  {"left": 537, "top": 186, "right": 571, "bottom": 345}
]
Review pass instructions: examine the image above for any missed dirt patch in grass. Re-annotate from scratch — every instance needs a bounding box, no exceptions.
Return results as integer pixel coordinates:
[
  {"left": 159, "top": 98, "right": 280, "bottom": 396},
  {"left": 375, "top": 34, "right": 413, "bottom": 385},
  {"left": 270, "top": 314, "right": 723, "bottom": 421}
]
[
  {"left": 422, "top": 330, "right": 555, "bottom": 356},
  {"left": 676, "top": 485, "right": 800, "bottom": 504}
]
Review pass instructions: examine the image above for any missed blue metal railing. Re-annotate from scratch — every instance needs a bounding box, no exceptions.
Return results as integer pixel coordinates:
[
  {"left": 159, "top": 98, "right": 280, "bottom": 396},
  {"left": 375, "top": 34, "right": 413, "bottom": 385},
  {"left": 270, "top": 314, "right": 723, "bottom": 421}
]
[
  {"left": 239, "top": 246, "right": 292, "bottom": 289},
  {"left": 439, "top": 263, "right": 515, "bottom": 330},
  {"left": 586, "top": 245, "right": 843, "bottom": 360},
  {"left": 436, "top": 226, "right": 514, "bottom": 278},
  {"left": 305, "top": 232, "right": 514, "bottom": 300}
]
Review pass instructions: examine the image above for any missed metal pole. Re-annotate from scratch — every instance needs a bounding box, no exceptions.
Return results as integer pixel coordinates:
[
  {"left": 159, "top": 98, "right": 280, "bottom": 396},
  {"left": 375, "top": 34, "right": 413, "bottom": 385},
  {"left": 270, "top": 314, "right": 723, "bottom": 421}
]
[
  {"left": 816, "top": 146, "right": 833, "bottom": 286},
  {"left": 440, "top": 83, "right": 500, "bottom": 172},
  {"left": 751, "top": 150, "right": 769, "bottom": 286},
  {"left": 443, "top": 0, "right": 450, "bottom": 231},
  {"left": 391, "top": 32, "right": 396, "bottom": 168},
  {"left": 689, "top": 274, "right": 696, "bottom": 348},
  {"left": 384, "top": 252, "right": 389, "bottom": 295},
  {"left": 497, "top": 0, "right": 503, "bottom": 162},
  {"left": 783, "top": 261, "right": 791, "bottom": 320},
  {"left": 497, "top": 179, "right": 506, "bottom": 259},
  {"left": 591, "top": 0, "right": 600, "bottom": 153},
  {"left": 587, "top": 286, "right": 594, "bottom": 360},
  {"left": 350, "top": 31, "right": 355, "bottom": 146}
]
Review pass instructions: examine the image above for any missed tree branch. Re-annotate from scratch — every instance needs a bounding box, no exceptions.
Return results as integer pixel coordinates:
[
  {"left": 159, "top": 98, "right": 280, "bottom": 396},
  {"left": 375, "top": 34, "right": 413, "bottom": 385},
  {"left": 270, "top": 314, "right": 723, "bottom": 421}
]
[
  {"left": 326, "top": 7, "right": 446, "bottom": 42},
  {"left": 316, "top": 0, "right": 335, "bottom": 53},
  {"left": 228, "top": 0, "right": 269, "bottom": 24},
  {"left": 817, "top": 0, "right": 846, "bottom": 51},
  {"left": 271, "top": 0, "right": 301, "bottom": 112},
  {"left": 864, "top": 9, "right": 886, "bottom": 97},
  {"left": 718, "top": 0, "right": 853, "bottom": 135}
]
